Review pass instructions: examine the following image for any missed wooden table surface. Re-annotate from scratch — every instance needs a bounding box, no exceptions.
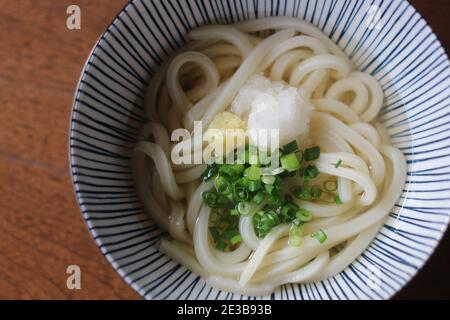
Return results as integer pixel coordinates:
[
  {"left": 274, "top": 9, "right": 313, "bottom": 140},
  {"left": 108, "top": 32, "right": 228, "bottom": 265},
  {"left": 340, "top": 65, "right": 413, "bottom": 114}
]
[{"left": 0, "top": 0, "right": 448, "bottom": 300}]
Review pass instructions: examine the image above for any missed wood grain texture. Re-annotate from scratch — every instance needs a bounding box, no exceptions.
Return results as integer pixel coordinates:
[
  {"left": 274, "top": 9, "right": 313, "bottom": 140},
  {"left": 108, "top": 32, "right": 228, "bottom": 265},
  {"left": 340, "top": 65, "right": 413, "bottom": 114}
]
[
  {"left": 0, "top": 0, "right": 448, "bottom": 300},
  {"left": 0, "top": 0, "right": 138, "bottom": 299}
]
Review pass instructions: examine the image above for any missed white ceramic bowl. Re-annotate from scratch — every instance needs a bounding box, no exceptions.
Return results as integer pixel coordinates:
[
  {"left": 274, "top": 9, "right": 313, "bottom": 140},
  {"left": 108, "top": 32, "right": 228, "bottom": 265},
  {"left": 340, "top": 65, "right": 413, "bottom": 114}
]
[{"left": 70, "top": 0, "right": 450, "bottom": 299}]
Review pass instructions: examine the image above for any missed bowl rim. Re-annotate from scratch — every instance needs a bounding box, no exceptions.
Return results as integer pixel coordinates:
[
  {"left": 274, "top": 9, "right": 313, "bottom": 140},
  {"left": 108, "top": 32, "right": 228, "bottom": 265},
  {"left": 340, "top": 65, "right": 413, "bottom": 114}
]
[{"left": 69, "top": 0, "right": 450, "bottom": 300}]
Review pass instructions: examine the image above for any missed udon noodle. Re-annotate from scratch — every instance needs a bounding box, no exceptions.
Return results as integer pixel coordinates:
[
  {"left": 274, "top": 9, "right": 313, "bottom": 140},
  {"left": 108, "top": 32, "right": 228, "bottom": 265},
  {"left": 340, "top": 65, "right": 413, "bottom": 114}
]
[{"left": 133, "top": 17, "right": 406, "bottom": 296}]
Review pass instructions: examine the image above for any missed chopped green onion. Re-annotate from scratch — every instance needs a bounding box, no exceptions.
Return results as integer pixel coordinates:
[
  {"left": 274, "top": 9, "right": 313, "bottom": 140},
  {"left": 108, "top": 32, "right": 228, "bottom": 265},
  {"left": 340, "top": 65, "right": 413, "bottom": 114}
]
[
  {"left": 209, "top": 226, "right": 220, "bottom": 240},
  {"left": 230, "top": 234, "right": 241, "bottom": 245},
  {"left": 201, "top": 164, "right": 218, "bottom": 181},
  {"left": 224, "top": 228, "right": 239, "bottom": 239},
  {"left": 248, "top": 165, "right": 261, "bottom": 180},
  {"left": 307, "top": 165, "right": 320, "bottom": 179},
  {"left": 268, "top": 194, "right": 282, "bottom": 206},
  {"left": 323, "top": 180, "right": 338, "bottom": 192},
  {"left": 296, "top": 209, "right": 312, "bottom": 222},
  {"left": 254, "top": 209, "right": 281, "bottom": 238},
  {"left": 218, "top": 165, "right": 236, "bottom": 181},
  {"left": 280, "top": 170, "right": 297, "bottom": 178},
  {"left": 203, "top": 191, "right": 232, "bottom": 209},
  {"left": 237, "top": 201, "right": 252, "bottom": 215},
  {"left": 202, "top": 145, "right": 334, "bottom": 243},
  {"left": 280, "top": 205, "right": 296, "bottom": 222},
  {"left": 311, "top": 229, "right": 327, "bottom": 244},
  {"left": 230, "top": 209, "right": 239, "bottom": 216},
  {"left": 272, "top": 175, "right": 281, "bottom": 187},
  {"left": 216, "top": 193, "right": 232, "bottom": 208},
  {"left": 280, "top": 205, "right": 292, "bottom": 216},
  {"left": 252, "top": 210, "right": 264, "bottom": 224},
  {"left": 299, "top": 167, "right": 307, "bottom": 177},
  {"left": 335, "top": 195, "right": 343, "bottom": 204},
  {"left": 216, "top": 239, "right": 227, "bottom": 251},
  {"left": 310, "top": 185, "right": 322, "bottom": 199},
  {"left": 252, "top": 191, "right": 266, "bottom": 205},
  {"left": 289, "top": 225, "right": 303, "bottom": 246},
  {"left": 219, "top": 164, "right": 244, "bottom": 181},
  {"left": 209, "top": 209, "right": 240, "bottom": 243},
  {"left": 233, "top": 164, "right": 245, "bottom": 175},
  {"left": 264, "top": 183, "right": 275, "bottom": 195},
  {"left": 261, "top": 175, "right": 276, "bottom": 185},
  {"left": 236, "top": 176, "right": 250, "bottom": 188},
  {"left": 266, "top": 209, "right": 280, "bottom": 225},
  {"left": 280, "top": 153, "right": 300, "bottom": 172},
  {"left": 233, "top": 186, "right": 248, "bottom": 202},
  {"left": 299, "top": 165, "right": 320, "bottom": 179},
  {"left": 335, "top": 159, "right": 343, "bottom": 168},
  {"left": 282, "top": 140, "right": 298, "bottom": 154},
  {"left": 304, "top": 146, "right": 320, "bottom": 161},
  {"left": 202, "top": 191, "right": 218, "bottom": 207},
  {"left": 248, "top": 179, "right": 262, "bottom": 192},
  {"left": 292, "top": 186, "right": 311, "bottom": 200},
  {"left": 215, "top": 175, "right": 231, "bottom": 194}
]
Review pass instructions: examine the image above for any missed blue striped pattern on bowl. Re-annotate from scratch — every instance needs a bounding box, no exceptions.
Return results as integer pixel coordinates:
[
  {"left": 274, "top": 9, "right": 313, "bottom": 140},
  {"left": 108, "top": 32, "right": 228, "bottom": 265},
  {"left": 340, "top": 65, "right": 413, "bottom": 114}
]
[{"left": 69, "top": 0, "right": 450, "bottom": 300}]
